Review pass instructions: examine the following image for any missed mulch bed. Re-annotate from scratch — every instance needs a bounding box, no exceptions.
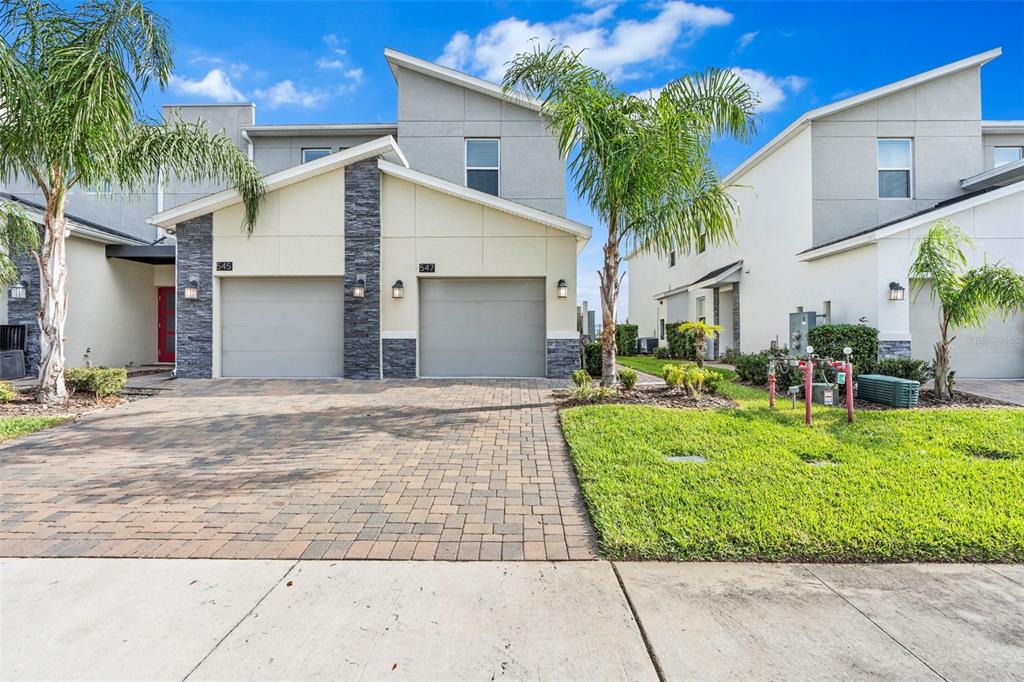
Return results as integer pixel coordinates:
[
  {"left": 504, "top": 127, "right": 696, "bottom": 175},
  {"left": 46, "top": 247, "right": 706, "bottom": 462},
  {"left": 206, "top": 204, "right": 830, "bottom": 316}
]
[
  {"left": 0, "top": 387, "right": 153, "bottom": 418},
  {"left": 856, "top": 388, "right": 1018, "bottom": 410},
  {"left": 557, "top": 384, "right": 737, "bottom": 410}
]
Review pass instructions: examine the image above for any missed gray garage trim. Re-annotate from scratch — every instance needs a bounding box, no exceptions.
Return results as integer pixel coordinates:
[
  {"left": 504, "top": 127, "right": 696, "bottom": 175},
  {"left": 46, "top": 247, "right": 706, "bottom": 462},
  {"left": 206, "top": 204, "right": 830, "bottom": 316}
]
[
  {"left": 419, "top": 278, "right": 546, "bottom": 378},
  {"left": 220, "top": 278, "right": 344, "bottom": 378}
]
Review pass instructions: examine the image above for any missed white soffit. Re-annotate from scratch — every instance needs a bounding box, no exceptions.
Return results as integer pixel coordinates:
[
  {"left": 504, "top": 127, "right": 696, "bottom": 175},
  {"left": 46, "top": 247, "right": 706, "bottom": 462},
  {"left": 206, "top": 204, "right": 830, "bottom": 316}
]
[
  {"left": 378, "top": 160, "right": 592, "bottom": 245},
  {"left": 723, "top": 48, "right": 1002, "bottom": 186},
  {"left": 149, "top": 136, "right": 408, "bottom": 230}
]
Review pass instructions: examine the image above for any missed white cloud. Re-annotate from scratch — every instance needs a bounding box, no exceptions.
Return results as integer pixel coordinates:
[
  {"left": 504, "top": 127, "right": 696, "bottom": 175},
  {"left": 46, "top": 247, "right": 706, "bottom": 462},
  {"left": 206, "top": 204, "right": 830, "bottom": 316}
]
[
  {"left": 730, "top": 67, "right": 807, "bottom": 112},
  {"left": 252, "top": 80, "right": 327, "bottom": 109},
  {"left": 168, "top": 69, "right": 245, "bottom": 103},
  {"left": 734, "top": 30, "right": 758, "bottom": 52},
  {"left": 316, "top": 57, "right": 345, "bottom": 70},
  {"left": 438, "top": 1, "right": 733, "bottom": 82}
]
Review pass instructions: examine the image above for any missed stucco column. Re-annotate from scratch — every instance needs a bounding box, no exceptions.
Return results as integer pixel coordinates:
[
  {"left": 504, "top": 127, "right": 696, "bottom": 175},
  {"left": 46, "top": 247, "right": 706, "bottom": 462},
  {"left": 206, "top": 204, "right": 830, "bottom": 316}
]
[
  {"left": 712, "top": 288, "right": 720, "bottom": 360},
  {"left": 876, "top": 239, "right": 912, "bottom": 359}
]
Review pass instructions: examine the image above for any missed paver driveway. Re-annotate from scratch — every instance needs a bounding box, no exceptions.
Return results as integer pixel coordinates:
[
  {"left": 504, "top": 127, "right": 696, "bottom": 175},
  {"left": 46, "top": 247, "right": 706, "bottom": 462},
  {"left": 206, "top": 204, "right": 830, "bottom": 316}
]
[{"left": 1, "top": 379, "right": 597, "bottom": 561}]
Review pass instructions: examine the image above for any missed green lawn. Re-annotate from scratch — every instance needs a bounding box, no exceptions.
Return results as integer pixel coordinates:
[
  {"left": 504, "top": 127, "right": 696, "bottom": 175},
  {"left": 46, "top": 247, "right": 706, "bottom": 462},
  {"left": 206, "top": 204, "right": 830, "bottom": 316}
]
[
  {"left": 560, "top": 377, "right": 1024, "bottom": 562},
  {"left": 0, "top": 416, "right": 69, "bottom": 443},
  {"left": 616, "top": 355, "right": 736, "bottom": 379}
]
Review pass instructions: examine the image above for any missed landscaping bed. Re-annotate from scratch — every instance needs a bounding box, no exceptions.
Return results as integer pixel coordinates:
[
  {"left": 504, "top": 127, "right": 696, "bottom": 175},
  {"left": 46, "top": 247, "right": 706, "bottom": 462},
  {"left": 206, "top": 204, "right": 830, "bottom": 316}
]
[
  {"left": 559, "top": 377, "right": 1024, "bottom": 563},
  {"left": 0, "top": 388, "right": 135, "bottom": 418},
  {"left": 559, "top": 383, "right": 735, "bottom": 410}
]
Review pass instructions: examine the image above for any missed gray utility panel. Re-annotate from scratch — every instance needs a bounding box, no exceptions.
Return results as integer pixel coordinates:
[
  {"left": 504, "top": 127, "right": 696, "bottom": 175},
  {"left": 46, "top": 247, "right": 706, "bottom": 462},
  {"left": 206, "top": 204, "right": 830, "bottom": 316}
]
[
  {"left": 419, "top": 278, "right": 546, "bottom": 378},
  {"left": 220, "top": 278, "right": 344, "bottom": 378}
]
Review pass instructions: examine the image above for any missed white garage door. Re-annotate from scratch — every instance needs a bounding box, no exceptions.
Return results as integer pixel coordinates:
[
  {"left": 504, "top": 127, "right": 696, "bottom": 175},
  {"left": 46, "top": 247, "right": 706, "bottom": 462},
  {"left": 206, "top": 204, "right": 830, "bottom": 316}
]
[
  {"left": 910, "top": 282, "right": 1024, "bottom": 378},
  {"left": 220, "top": 278, "right": 344, "bottom": 377},
  {"left": 419, "top": 278, "right": 546, "bottom": 378}
]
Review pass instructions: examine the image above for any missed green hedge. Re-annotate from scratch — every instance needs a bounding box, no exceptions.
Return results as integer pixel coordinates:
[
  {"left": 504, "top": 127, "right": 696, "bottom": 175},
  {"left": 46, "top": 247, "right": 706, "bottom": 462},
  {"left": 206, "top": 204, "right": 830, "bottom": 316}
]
[
  {"left": 583, "top": 341, "right": 603, "bottom": 377},
  {"left": 877, "top": 358, "right": 933, "bottom": 384},
  {"left": 64, "top": 367, "right": 127, "bottom": 398},
  {"left": 615, "top": 324, "right": 638, "bottom": 356},
  {"left": 734, "top": 348, "right": 799, "bottom": 390},
  {"left": 665, "top": 321, "right": 697, "bottom": 359},
  {"left": 808, "top": 324, "right": 879, "bottom": 371}
]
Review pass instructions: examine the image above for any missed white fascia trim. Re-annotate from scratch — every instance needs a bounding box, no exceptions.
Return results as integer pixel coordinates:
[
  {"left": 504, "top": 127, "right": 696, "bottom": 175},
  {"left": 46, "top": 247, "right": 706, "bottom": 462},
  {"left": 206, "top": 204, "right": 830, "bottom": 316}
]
[
  {"left": 799, "top": 180, "right": 1024, "bottom": 262},
  {"left": 377, "top": 160, "right": 593, "bottom": 242},
  {"left": 981, "top": 120, "right": 1024, "bottom": 134},
  {"left": 381, "top": 331, "right": 417, "bottom": 339},
  {"left": 384, "top": 48, "right": 542, "bottom": 112},
  {"left": 688, "top": 262, "right": 744, "bottom": 291},
  {"left": 548, "top": 331, "right": 581, "bottom": 339},
  {"left": 651, "top": 285, "right": 689, "bottom": 300},
  {"left": 2, "top": 201, "right": 143, "bottom": 246},
  {"left": 243, "top": 123, "right": 399, "bottom": 137},
  {"left": 723, "top": 48, "right": 1002, "bottom": 186},
  {"left": 961, "top": 157, "right": 1024, "bottom": 190},
  {"left": 149, "top": 136, "right": 409, "bottom": 230}
]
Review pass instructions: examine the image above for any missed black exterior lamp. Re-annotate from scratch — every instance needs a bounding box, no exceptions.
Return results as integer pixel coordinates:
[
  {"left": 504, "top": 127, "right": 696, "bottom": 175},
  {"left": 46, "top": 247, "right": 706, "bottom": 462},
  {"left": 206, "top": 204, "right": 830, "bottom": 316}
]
[
  {"left": 888, "top": 281, "right": 906, "bottom": 301},
  {"left": 556, "top": 279, "right": 568, "bottom": 299},
  {"left": 392, "top": 280, "right": 404, "bottom": 299},
  {"left": 353, "top": 274, "right": 366, "bottom": 299},
  {"left": 183, "top": 277, "right": 199, "bottom": 300},
  {"left": 8, "top": 281, "right": 27, "bottom": 300}
]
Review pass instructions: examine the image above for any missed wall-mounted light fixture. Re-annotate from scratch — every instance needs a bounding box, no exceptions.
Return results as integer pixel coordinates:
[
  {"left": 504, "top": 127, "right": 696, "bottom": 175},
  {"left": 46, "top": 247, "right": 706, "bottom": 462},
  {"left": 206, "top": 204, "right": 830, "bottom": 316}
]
[
  {"left": 888, "top": 281, "right": 905, "bottom": 301},
  {"left": 8, "top": 281, "right": 27, "bottom": 300},
  {"left": 183, "top": 277, "right": 199, "bottom": 300},
  {"left": 392, "top": 280, "right": 404, "bottom": 299},
  {"left": 556, "top": 279, "right": 568, "bottom": 299},
  {"left": 353, "top": 274, "right": 366, "bottom": 299}
]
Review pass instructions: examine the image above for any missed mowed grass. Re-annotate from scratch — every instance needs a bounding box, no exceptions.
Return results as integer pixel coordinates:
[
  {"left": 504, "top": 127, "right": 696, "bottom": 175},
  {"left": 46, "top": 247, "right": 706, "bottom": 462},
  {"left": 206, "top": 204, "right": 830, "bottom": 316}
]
[
  {"left": 560, "top": 377, "right": 1024, "bottom": 562},
  {"left": 616, "top": 355, "right": 736, "bottom": 379},
  {"left": 0, "top": 416, "right": 69, "bottom": 443}
]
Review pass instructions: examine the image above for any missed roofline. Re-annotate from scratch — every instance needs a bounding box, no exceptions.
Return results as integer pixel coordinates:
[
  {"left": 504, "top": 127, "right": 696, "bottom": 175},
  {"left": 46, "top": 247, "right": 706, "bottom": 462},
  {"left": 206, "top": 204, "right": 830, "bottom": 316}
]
[
  {"left": 383, "top": 48, "right": 543, "bottom": 112},
  {"left": 0, "top": 193, "right": 147, "bottom": 246},
  {"left": 961, "top": 157, "right": 1024, "bottom": 191},
  {"left": 377, "top": 159, "right": 592, "bottom": 245},
  {"left": 723, "top": 47, "right": 1002, "bottom": 186},
  {"left": 798, "top": 180, "right": 1024, "bottom": 262},
  {"left": 162, "top": 102, "right": 256, "bottom": 109},
  {"left": 650, "top": 260, "right": 744, "bottom": 298},
  {"left": 981, "top": 120, "right": 1024, "bottom": 134},
  {"left": 243, "top": 123, "right": 398, "bottom": 136},
  {"left": 149, "top": 136, "right": 409, "bottom": 230}
]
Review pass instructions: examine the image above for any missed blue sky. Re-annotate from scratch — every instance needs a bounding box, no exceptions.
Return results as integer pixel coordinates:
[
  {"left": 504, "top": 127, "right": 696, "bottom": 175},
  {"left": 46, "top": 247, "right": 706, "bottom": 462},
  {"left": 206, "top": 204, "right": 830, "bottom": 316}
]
[{"left": 147, "top": 1, "right": 1024, "bottom": 319}]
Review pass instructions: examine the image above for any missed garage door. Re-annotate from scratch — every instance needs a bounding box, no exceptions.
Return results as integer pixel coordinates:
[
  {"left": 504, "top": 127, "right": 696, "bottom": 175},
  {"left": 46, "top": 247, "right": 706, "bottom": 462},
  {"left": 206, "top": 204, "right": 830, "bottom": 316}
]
[
  {"left": 910, "top": 282, "right": 1024, "bottom": 378},
  {"left": 419, "top": 278, "right": 545, "bottom": 377},
  {"left": 220, "top": 278, "right": 344, "bottom": 377}
]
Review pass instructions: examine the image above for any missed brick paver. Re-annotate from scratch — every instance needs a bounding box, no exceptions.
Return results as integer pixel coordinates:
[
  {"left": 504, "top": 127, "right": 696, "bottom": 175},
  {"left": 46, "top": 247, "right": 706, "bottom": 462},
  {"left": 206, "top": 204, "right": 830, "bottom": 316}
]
[{"left": 1, "top": 379, "right": 598, "bottom": 560}]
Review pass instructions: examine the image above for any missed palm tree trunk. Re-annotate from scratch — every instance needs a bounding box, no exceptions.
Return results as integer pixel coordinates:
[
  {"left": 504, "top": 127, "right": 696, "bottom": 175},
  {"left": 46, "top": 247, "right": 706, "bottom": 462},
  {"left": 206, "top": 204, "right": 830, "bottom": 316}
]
[
  {"left": 598, "top": 221, "right": 621, "bottom": 387},
  {"left": 933, "top": 318, "right": 952, "bottom": 401},
  {"left": 694, "top": 332, "right": 706, "bottom": 369},
  {"left": 35, "top": 192, "right": 69, "bottom": 404}
]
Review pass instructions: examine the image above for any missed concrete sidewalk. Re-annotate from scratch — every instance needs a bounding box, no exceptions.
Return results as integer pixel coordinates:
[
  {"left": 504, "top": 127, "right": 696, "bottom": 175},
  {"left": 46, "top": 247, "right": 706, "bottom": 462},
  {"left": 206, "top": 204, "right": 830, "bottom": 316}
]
[{"left": 1, "top": 559, "right": 1020, "bottom": 681}]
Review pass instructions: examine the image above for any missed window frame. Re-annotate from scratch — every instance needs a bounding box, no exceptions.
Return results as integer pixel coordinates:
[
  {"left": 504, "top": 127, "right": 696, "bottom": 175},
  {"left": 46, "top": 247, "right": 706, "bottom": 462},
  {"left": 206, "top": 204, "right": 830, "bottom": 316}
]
[
  {"left": 301, "top": 148, "right": 331, "bottom": 164},
  {"left": 659, "top": 319, "right": 666, "bottom": 341},
  {"left": 669, "top": 251, "right": 676, "bottom": 267},
  {"left": 877, "top": 138, "right": 913, "bottom": 200},
  {"left": 465, "top": 138, "right": 500, "bottom": 196},
  {"left": 696, "top": 296, "right": 706, "bottom": 323},
  {"left": 993, "top": 146, "right": 1024, "bottom": 168}
]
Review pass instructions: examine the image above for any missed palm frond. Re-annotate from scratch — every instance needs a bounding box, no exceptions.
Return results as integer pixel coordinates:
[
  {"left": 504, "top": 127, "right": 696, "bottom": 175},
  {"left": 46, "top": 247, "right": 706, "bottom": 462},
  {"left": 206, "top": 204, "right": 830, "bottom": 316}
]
[
  {"left": 946, "top": 263, "right": 1024, "bottom": 329},
  {"left": 909, "top": 218, "right": 970, "bottom": 304},
  {"left": 660, "top": 67, "right": 758, "bottom": 142},
  {"left": 0, "top": 201, "right": 40, "bottom": 286}
]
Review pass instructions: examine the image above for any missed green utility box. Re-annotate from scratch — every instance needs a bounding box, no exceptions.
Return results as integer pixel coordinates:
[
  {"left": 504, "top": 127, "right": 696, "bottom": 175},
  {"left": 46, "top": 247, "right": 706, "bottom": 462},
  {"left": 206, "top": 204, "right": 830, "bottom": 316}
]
[{"left": 857, "top": 374, "right": 920, "bottom": 408}]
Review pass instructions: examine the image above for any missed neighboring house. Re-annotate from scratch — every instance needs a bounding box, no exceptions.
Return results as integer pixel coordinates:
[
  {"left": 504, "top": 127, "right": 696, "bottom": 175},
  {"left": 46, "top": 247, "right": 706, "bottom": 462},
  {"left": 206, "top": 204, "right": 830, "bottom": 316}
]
[
  {"left": 627, "top": 48, "right": 1024, "bottom": 379},
  {"left": 1, "top": 49, "right": 588, "bottom": 380}
]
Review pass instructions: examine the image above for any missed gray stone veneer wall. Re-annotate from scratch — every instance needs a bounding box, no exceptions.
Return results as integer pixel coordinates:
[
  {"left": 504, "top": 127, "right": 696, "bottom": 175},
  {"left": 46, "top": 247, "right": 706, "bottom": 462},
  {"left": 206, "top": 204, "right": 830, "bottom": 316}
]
[
  {"left": 343, "top": 159, "right": 382, "bottom": 379},
  {"left": 175, "top": 214, "right": 214, "bottom": 378},
  {"left": 879, "top": 339, "right": 912, "bottom": 360},
  {"left": 382, "top": 338, "right": 417, "bottom": 378},
  {"left": 546, "top": 338, "right": 580, "bottom": 379},
  {"left": 732, "top": 283, "right": 741, "bottom": 352},
  {"left": 8, "top": 246, "right": 41, "bottom": 373},
  {"left": 712, "top": 288, "right": 720, "bottom": 360}
]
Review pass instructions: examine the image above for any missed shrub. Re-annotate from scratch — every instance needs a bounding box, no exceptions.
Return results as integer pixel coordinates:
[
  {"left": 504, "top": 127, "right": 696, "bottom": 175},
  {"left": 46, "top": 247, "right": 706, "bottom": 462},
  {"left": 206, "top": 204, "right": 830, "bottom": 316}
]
[
  {"left": 703, "top": 369, "right": 724, "bottom": 394},
  {"left": 681, "top": 365, "right": 704, "bottom": 395},
  {"left": 808, "top": 324, "right": 879, "bottom": 369},
  {"left": 571, "top": 369, "right": 592, "bottom": 387},
  {"left": 877, "top": 358, "right": 932, "bottom": 384},
  {"left": 583, "top": 341, "right": 603, "bottom": 377},
  {"left": 653, "top": 346, "right": 671, "bottom": 359},
  {"left": 615, "top": 324, "right": 639, "bottom": 356},
  {"left": 617, "top": 367, "right": 639, "bottom": 390},
  {"left": 665, "top": 321, "right": 697, "bottom": 359},
  {"left": 663, "top": 364, "right": 685, "bottom": 389},
  {"left": 568, "top": 383, "right": 615, "bottom": 403},
  {"left": 734, "top": 348, "right": 798, "bottom": 390},
  {"left": 720, "top": 347, "right": 742, "bottom": 365},
  {"left": 0, "top": 381, "right": 17, "bottom": 403},
  {"left": 64, "top": 367, "right": 127, "bottom": 399}
]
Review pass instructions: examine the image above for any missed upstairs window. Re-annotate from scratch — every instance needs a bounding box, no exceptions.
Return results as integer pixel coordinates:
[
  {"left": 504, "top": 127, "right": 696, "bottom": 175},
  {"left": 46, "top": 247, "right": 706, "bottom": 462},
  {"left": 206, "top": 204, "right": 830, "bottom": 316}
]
[
  {"left": 994, "top": 146, "right": 1023, "bottom": 168},
  {"left": 466, "top": 139, "right": 500, "bottom": 196},
  {"left": 878, "top": 139, "right": 913, "bottom": 198},
  {"left": 696, "top": 296, "right": 706, "bottom": 323},
  {"left": 302, "top": 148, "right": 331, "bottom": 163}
]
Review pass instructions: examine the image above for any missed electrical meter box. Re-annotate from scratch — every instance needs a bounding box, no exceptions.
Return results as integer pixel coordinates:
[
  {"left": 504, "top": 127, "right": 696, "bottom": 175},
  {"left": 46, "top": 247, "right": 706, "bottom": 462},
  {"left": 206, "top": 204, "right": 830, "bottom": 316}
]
[{"left": 789, "top": 311, "right": 817, "bottom": 354}]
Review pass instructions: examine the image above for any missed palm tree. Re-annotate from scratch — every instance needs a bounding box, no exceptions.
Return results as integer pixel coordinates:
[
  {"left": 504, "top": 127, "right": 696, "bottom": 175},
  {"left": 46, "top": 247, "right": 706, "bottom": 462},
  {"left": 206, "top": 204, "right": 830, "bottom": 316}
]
[
  {"left": 0, "top": 204, "right": 39, "bottom": 285},
  {"left": 504, "top": 44, "right": 756, "bottom": 385},
  {"left": 677, "top": 320, "right": 722, "bottom": 369},
  {"left": 1, "top": 0, "right": 264, "bottom": 403},
  {"left": 909, "top": 219, "right": 1024, "bottom": 400}
]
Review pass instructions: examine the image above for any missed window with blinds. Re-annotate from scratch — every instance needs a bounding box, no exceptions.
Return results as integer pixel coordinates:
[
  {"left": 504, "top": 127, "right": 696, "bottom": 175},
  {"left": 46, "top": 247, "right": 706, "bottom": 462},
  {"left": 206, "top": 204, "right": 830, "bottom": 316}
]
[{"left": 466, "top": 139, "right": 499, "bottom": 196}]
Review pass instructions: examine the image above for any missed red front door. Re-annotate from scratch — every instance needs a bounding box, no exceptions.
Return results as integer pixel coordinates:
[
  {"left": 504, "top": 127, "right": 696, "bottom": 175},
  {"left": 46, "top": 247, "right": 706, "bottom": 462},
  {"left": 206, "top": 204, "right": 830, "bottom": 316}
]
[{"left": 157, "top": 287, "right": 175, "bottom": 363}]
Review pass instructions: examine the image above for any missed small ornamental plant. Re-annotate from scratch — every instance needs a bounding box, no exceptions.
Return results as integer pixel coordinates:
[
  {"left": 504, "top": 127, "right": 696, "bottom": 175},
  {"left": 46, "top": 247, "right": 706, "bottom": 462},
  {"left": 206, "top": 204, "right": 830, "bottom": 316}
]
[{"left": 617, "top": 367, "right": 639, "bottom": 390}]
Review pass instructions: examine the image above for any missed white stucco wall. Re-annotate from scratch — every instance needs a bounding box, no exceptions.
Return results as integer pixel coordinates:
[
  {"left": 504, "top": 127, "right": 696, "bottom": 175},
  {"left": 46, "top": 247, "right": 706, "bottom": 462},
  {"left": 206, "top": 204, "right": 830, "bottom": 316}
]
[
  {"left": 380, "top": 174, "right": 579, "bottom": 338},
  {"left": 65, "top": 236, "right": 157, "bottom": 368}
]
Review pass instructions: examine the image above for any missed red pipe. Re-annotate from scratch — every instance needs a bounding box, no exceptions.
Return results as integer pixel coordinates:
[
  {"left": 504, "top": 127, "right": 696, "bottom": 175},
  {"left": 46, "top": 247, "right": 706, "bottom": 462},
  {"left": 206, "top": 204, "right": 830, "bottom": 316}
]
[
  {"left": 845, "top": 361, "right": 854, "bottom": 423},
  {"left": 768, "top": 368, "right": 776, "bottom": 409},
  {"left": 801, "top": 360, "right": 813, "bottom": 425}
]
